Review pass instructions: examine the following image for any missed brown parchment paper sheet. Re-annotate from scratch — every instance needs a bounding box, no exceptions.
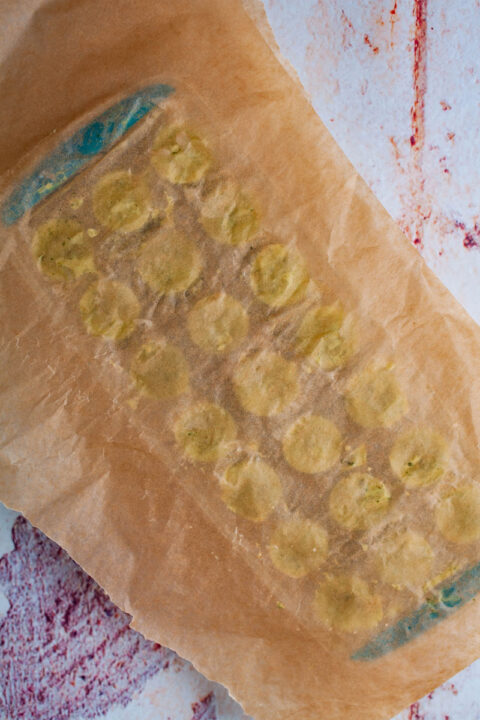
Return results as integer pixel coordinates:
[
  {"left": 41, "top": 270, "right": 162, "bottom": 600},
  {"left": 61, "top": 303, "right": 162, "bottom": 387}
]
[{"left": 2, "top": 2, "right": 480, "bottom": 719}]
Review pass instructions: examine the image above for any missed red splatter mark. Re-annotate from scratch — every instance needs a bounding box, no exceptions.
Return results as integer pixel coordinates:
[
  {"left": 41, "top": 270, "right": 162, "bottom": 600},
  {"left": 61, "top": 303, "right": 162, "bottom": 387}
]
[
  {"left": 389, "top": 136, "right": 400, "bottom": 160},
  {"left": 446, "top": 131, "right": 455, "bottom": 141},
  {"left": 390, "top": 0, "right": 399, "bottom": 46},
  {"left": 363, "top": 34, "right": 380, "bottom": 54},
  {"left": 340, "top": 10, "right": 355, "bottom": 50},
  {"left": 454, "top": 219, "right": 480, "bottom": 249},
  {"left": 388, "top": 137, "right": 406, "bottom": 174},
  {"left": 191, "top": 692, "right": 217, "bottom": 720},
  {"left": 340, "top": 10, "right": 354, "bottom": 31},
  {"left": 438, "top": 156, "right": 450, "bottom": 175},
  {"left": 408, "top": 701, "right": 424, "bottom": 719},
  {"left": 440, "top": 100, "right": 452, "bottom": 111},
  {"left": 0, "top": 517, "right": 171, "bottom": 720}
]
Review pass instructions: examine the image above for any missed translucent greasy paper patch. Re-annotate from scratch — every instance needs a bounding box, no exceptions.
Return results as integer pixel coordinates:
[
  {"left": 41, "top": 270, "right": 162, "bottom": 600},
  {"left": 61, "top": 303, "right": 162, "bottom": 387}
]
[
  {"left": 268, "top": 517, "right": 328, "bottom": 578},
  {"left": 187, "top": 292, "right": 249, "bottom": 354},
  {"left": 8, "top": 80, "right": 480, "bottom": 676},
  {"left": 220, "top": 456, "right": 283, "bottom": 521},
  {"left": 32, "top": 218, "right": 96, "bottom": 282}
]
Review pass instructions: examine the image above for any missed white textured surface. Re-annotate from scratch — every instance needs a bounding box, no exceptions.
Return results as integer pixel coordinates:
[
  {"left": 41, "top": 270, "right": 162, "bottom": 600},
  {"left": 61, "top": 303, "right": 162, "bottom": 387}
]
[
  {"left": 0, "top": 502, "right": 248, "bottom": 720},
  {"left": 264, "top": 0, "right": 480, "bottom": 325}
]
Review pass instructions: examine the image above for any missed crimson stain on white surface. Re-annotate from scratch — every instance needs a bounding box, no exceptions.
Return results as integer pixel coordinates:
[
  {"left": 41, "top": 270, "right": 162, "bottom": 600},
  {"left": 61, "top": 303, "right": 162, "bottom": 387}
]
[
  {"left": 0, "top": 517, "right": 172, "bottom": 719},
  {"left": 408, "top": 701, "right": 423, "bottom": 719},
  {"left": 191, "top": 692, "right": 217, "bottom": 720}
]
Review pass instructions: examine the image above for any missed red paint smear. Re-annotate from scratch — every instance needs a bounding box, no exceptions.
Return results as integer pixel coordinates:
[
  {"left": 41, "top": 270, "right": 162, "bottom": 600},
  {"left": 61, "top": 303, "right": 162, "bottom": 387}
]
[
  {"left": 411, "top": 0, "right": 428, "bottom": 153},
  {"left": 0, "top": 517, "right": 171, "bottom": 720},
  {"left": 191, "top": 692, "right": 217, "bottom": 720},
  {"left": 363, "top": 34, "right": 380, "bottom": 54},
  {"left": 408, "top": 701, "right": 424, "bottom": 720},
  {"left": 409, "top": 0, "right": 428, "bottom": 249}
]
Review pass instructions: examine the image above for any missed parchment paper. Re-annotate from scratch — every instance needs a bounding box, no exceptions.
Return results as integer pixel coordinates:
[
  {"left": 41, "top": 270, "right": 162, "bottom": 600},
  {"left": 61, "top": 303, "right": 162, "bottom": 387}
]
[{"left": 2, "top": 2, "right": 480, "bottom": 719}]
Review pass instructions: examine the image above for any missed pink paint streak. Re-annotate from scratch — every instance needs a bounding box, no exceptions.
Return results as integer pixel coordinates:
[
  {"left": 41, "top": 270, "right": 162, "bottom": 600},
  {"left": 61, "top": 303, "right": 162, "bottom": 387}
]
[
  {"left": 0, "top": 517, "right": 172, "bottom": 719},
  {"left": 191, "top": 692, "right": 217, "bottom": 720}
]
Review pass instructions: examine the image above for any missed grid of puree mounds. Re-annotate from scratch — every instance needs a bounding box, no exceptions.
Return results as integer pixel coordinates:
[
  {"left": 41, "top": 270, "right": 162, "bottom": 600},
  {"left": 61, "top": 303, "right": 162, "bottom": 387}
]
[{"left": 27, "top": 94, "right": 480, "bottom": 640}]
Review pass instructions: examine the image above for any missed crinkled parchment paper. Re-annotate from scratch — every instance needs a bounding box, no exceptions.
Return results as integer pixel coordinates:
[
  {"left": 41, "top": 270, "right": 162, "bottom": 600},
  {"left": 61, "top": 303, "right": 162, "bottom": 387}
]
[{"left": 2, "top": 2, "right": 480, "bottom": 719}]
